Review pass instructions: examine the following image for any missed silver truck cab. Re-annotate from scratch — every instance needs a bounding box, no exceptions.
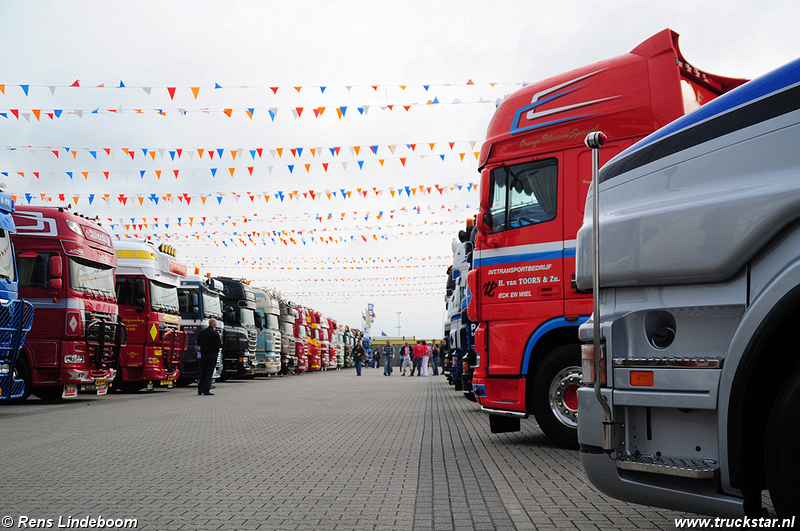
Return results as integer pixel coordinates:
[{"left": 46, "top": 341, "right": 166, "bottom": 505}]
[{"left": 575, "top": 58, "right": 800, "bottom": 519}]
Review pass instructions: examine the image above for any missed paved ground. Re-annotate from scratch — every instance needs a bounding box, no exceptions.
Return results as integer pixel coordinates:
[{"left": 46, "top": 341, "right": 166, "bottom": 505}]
[{"left": 0, "top": 366, "right": 768, "bottom": 530}]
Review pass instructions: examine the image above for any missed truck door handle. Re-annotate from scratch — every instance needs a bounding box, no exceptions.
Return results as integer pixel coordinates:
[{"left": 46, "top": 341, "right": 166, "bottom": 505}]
[{"left": 539, "top": 286, "right": 557, "bottom": 297}]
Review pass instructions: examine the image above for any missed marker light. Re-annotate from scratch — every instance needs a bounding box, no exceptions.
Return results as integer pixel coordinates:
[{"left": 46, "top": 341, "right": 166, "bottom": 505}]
[{"left": 630, "top": 371, "right": 654, "bottom": 387}]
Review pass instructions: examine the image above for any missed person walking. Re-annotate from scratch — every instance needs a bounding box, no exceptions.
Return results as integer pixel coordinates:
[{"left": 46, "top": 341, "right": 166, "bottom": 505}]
[
  {"left": 196, "top": 318, "right": 222, "bottom": 396},
  {"left": 353, "top": 340, "right": 365, "bottom": 376},
  {"left": 421, "top": 341, "right": 430, "bottom": 376},
  {"left": 399, "top": 341, "right": 413, "bottom": 376},
  {"left": 382, "top": 339, "right": 395, "bottom": 376}
]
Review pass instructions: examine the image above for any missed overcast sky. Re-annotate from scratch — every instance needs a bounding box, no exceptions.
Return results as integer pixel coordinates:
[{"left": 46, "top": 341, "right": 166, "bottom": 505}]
[{"left": 2, "top": 0, "right": 799, "bottom": 338}]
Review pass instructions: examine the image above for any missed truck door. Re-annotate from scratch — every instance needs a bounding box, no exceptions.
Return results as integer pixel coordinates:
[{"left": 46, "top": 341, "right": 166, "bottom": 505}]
[{"left": 477, "top": 155, "right": 564, "bottom": 375}]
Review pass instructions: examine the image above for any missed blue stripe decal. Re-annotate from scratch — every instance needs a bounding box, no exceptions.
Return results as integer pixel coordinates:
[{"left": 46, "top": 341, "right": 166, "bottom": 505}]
[
  {"left": 475, "top": 249, "right": 566, "bottom": 268},
  {"left": 520, "top": 316, "right": 589, "bottom": 374}
]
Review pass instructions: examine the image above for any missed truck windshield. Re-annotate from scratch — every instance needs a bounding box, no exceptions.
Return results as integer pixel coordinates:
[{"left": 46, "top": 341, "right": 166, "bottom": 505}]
[
  {"left": 69, "top": 256, "right": 115, "bottom": 298},
  {"left": 150, "top": 280, "right": 179, "bottom": 315},
  {"left": 202, "top": 292, "right": 222, "bottom": 319},
  {"left": 266, "top": 314, "right": 279, "bottom": 331},
  {"left": 241, "top": 308, "right": 255, "bottom": 327},
  {"left": 0, "top": 229, "right": 14, "bottom": 281},
  {"left": 281, "top": 323, "right": 293, "bottom": 335}
]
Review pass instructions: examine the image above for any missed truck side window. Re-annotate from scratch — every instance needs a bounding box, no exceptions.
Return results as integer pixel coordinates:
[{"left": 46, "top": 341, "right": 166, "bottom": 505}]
[
  {"left": 116, "top": 277, "right": 136, "bottom": 306},
  {"left": 178, "top": 290, "right": 190, "bottom": 314},
  {"left": 17, "top": 252, "right": 51, "bottom": 289},
  {"left": 489, "top": 158, "right": 558, "bottom": 232}
]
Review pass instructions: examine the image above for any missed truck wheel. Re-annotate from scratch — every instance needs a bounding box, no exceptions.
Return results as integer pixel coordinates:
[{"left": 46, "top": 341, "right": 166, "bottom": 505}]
[
  {"left": 531, "top": 344, "right": 581, "bottom": 449},
  {"left": 175, "top": 376, "right": 193, "bottom": 387},
  {"left": 8, "top": 355, "right": 32, "bottom": 403},
  {"left": 765, "top": 364, "right": 800, "bottom": 518},
  {"left": 32, "top": 385, "right": 64, "bottom": 402}
]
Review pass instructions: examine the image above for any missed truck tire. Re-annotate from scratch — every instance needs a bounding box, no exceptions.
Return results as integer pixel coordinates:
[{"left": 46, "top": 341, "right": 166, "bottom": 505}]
[
  {"left": 32, "top": 384, "right": 64, "bottom": 402},
  {"left": 765, "top": 364, "right": 800, "bottom": 518},
  {"left": 531, "top": 344, "right": 581, "bottom": 449},
  {"left": 175, "top": 376, "right": 194, "bottom": 387},
  {"left": 8, "top": 355, "right": 32, "bottom": 403}
]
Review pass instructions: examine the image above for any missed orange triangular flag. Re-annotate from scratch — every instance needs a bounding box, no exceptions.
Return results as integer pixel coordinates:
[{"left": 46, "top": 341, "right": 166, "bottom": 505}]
[
  {"left": 229, "top": 168, "right": 235, "bottom": 177},
  {"left": 191, "top": 87, "right": 200, "bottom": 99},
  {"left": 155, "top": 170, "right": 162, "bottom": 179},
  {"left": 223, "top": 109, "right": 233, "bottom": 117}
]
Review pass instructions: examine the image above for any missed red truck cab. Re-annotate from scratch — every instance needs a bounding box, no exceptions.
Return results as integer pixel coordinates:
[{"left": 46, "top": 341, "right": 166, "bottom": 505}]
[
  {"left": 468, "top": 29, "right": 746, "bottom": 447},
  {"left": 113, "top": 240, "right": 188, "bottom": 391},
  {"left": 12, "top": 205, "right": 126, "bottom": 400}
]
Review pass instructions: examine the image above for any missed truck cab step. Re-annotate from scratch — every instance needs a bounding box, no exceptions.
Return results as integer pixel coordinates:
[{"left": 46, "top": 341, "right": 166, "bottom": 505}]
[{"left": 616, "top": 454, "right": 718, "bottom": 479}]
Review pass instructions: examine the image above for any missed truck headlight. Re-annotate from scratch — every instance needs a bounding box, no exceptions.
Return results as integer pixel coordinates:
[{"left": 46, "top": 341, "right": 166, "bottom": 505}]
[{"left": 64, "top": 354, "right": 85, "bottom": 364}]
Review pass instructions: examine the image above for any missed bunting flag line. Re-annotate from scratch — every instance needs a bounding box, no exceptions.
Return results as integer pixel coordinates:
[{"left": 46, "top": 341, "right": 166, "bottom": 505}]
[
  {"left": 3, "top": 140, "right": 479, "bottom": 160},
  {"left": 0, "top": 80, "right": 518, "bottom": 97},
  {"left": 0, "top": 97, "right": 502, "bottom": 121},
  {"left": 10, "top": 183, "right": 479, "bottom": 207}
]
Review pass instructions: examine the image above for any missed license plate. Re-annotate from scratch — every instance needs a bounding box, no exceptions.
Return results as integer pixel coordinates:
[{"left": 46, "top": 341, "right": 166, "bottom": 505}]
[
  {"left": 63, "top": 385, "right": 78, "bottom": 398},
  {"left": 95, "top": 379, "right": 106, "bottom": 386}
]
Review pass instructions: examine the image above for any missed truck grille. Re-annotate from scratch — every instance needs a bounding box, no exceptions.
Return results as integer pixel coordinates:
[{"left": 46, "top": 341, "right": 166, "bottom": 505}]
[
  {"left": 0, "top": 299, "right": 34, "bottom": 363},
  {"left": 85, "top": 317, "right": 127, "bottom": 369},
  {"left": 162, "top": 328, "right": 188, "bottom": 371}
]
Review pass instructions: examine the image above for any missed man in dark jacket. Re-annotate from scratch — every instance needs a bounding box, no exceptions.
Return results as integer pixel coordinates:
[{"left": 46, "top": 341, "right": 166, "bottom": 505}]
[
  {"left": 353, "top": 341, "right": 365, "bottom": 376},
  {"left": 197, "top": 318, "right": 222, "bottom": 396}
]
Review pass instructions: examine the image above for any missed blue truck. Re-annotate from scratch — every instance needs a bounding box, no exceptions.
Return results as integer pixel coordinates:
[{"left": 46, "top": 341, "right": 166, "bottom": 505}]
[{"left": 0, "top": 187, "right": 34, "bottom": 400}]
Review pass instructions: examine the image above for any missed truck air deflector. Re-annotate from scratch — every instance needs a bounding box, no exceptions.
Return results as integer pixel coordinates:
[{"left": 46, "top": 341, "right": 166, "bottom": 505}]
[{"left": 600, "top": 59, "right": 800, "bottom": 183}]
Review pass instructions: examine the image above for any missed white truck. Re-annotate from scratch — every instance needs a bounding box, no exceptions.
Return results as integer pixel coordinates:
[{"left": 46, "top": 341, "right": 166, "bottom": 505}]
[{"left": 575, "top": 57, "right": 800, "bottom": 520}]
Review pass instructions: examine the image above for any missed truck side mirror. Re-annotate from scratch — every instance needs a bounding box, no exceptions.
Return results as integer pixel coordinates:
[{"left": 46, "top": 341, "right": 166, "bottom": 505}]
[
  {"left": 478, "top": 212, "right": 493, "bottom": 233},
  {"left": 48, "top": 256, "right": 63, "bottom": 290},
  {"left": 49, "top": 256, "right": 62, "bottom": 278},
  {"left": 191, "top": 292, "right": 200, "bottom": 315},
  {"left": 134, "top": 278, "right": 146, "bottom": 310}
]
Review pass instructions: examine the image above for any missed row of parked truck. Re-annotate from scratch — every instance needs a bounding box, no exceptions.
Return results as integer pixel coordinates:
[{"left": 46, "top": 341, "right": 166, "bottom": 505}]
[
  {"left": 442, "top": 29, "right": 800, "bottom": 520},
  {"left": 0, "top": 200, "right": 362, "bottom": 403}
]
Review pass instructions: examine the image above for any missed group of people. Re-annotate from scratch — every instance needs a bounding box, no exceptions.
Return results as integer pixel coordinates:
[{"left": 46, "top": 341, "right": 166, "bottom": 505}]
[{"left": 352, "top": 339, "right": 444, "bottom": 377}]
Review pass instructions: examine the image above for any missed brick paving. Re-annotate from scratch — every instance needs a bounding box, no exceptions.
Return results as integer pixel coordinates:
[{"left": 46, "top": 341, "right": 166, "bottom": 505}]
[{"left": 0, "top": 367, "right": 749, "bottom": 530}]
